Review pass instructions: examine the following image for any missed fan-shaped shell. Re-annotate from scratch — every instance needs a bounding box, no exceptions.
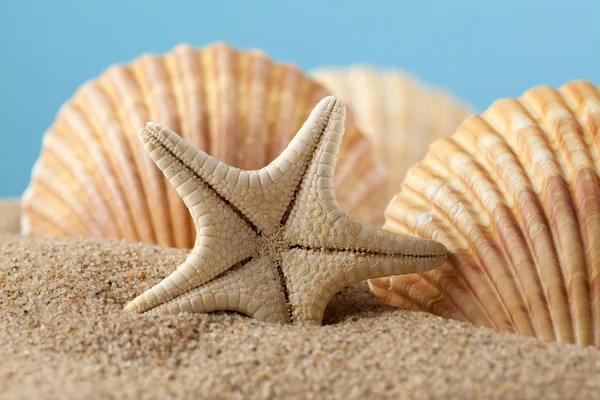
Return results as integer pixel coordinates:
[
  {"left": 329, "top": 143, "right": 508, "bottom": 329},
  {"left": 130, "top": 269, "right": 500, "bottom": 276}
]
[
  {"left": 312, "top": 66, "right": 472, "bottom": 203},
  {"left": 370, "top": 80, "right": 600, "bottom": 347},
  {"left": 21, "top": 42, "right": 387, "bottom": 248}
]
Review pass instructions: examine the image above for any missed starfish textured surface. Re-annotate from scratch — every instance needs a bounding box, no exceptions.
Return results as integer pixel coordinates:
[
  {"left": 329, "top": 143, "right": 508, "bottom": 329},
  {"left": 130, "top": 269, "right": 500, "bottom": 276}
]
[{"left": 124, "top": 96, "right": 447, "bottom": 325}]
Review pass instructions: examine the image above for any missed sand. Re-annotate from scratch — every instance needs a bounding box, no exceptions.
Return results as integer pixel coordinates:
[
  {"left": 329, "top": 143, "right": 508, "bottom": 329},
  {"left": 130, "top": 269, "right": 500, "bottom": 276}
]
[
  {"left": 0, "top": 198, "right": 21, "bottom": 236},
  {"left": 1, "top": 201, "right": 600, "bottom": 399}
]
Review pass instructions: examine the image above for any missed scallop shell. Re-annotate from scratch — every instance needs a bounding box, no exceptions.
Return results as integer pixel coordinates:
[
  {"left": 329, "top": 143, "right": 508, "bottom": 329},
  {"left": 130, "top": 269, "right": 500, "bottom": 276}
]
[
  {"left": 312, "top": 66, "right": 472, "bottom": 202},
  {"left": 370, "top": 80, "right": 600, "bottom": 347},
  {"left": 21, "top": 42, "right": 386, "bottom": 248}
]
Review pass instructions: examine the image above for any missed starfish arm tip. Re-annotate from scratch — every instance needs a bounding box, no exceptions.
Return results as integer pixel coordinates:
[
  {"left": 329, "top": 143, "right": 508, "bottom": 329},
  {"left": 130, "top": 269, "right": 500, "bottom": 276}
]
[
  {"left": 123, "top": 301, "right": 139, "bottom": 313},
  {"left": 309, "top": 96, "right": 346, "bottom": 125},
  {"left": 429, "top": 239, "right": 448, "bottom": 257},
  {"left": 145, "top": 121, "right": 160, "bottom": 129},
  {"left": 138, "top": 122, "right": 159, "bottom": 148},
  {"left": 407, "top": 237, "right": 448, "bottom": 273},
  {"left": 322, "top": 94, "right": 344, "bottom": 108}
]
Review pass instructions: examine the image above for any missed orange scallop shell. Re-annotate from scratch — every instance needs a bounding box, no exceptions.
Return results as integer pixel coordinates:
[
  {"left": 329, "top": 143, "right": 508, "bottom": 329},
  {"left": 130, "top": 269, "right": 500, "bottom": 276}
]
[{"left": 371, "top": 80, "right": 600, "bottom": 347}]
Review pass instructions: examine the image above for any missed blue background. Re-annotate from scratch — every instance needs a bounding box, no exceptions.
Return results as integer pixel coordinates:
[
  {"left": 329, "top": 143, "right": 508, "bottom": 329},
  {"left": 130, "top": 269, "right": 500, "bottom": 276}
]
[{"left": 1, "top": 0, "right": 597, "bottom": 197}]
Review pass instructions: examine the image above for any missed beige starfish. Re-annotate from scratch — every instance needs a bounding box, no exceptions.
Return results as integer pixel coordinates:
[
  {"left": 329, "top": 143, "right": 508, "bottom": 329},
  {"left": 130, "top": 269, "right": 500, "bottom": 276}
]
[{"left": 124, "top": 96, "right": 447, "bottom": 325}]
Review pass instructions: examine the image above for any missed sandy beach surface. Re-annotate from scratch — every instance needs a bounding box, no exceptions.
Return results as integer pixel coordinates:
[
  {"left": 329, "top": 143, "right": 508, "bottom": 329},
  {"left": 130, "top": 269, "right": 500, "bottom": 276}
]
[
  {"left": 0, "top": 198, "right": 21, "bottom": 236},
  {"left": 2, "top": 200, "right": 600, "bottom": 399}
]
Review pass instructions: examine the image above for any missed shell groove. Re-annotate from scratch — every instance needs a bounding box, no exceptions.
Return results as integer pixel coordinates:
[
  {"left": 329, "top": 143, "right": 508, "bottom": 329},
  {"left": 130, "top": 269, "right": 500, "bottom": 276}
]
[
  {"left": 312, "top": 66, "right": 472, "bottom": 204},
  {"left": 21, "top": 42, "right": 386, "bottom": 248},
  {"left": 370, "top": 80, "right": 600, "bottom": 347}
]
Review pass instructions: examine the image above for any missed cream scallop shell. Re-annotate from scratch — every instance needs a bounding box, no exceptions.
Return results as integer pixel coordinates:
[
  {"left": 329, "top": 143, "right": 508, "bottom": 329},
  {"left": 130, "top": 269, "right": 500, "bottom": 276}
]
[
  {"left": 21, "top": 42, "right": 386, "bottom": 249},
  {"left": 312, "top": 66, "right": 472, "bottom": 203},
  {"left": 370, "top": 80, "right": 600, "bottom": 347}
]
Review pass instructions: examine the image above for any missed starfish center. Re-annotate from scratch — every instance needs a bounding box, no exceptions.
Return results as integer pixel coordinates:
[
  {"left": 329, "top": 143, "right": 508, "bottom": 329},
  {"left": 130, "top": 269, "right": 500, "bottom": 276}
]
[{"left": 259, "top": 228, "right": 288, "bottom": 261}]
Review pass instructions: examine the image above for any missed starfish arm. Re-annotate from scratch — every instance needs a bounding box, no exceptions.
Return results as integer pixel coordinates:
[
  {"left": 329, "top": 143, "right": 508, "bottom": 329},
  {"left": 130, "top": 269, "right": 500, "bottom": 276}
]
[
  {"left": 146, "top": 255, "right": 290, "bottom": 324},
  {"left": 124, "top": 130, "right": 260, "bottom": 313},
  {"left": 281, "top": 248, "right": 446, "bottom": 325},
  {"left": 283, "top": 98, "right": 447, "bottom": 259},
  {"left": 142, "top": 97, "right": 337, "bottom": 235}
]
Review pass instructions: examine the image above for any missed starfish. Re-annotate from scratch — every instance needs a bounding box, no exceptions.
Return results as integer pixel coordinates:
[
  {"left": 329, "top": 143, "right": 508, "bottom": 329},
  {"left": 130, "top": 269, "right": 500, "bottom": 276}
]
[{"left": 124, "top": 96, "right": 447, "bottom": 325}]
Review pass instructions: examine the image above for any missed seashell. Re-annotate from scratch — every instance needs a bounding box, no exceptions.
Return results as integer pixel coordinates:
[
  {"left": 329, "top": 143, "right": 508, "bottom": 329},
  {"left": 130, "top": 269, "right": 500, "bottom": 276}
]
[
  {"left": 21, "top": 42, "right": 386, "bottom": 249},
  {"left": 369, "top": 80, "right": 600, "bottom": 347},
  {"left": 312, "top": 66, "right": 472, "bottom": 203}
]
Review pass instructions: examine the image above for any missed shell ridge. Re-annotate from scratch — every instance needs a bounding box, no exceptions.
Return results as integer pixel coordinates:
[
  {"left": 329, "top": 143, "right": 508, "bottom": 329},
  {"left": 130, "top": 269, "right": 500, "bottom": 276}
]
[
  {"left": 200, "top": 47, "right": 216, "bottom": 166},
  {"left": 53, "top": 105, "right": 121, "bottom": 237},
  {"left": 266, "top": 64, "right": 285, "bottom": 160},
  {"left": 56, "top": 101, "right": 137, "bottom": 240},
  {"left": 212, "top": 44, "right": 237, "bottom": 166},
  {"left": 391, "top": 179, "right": 506, "bottom": 330},
  {"left": 572, "top": 168, "right": 600, "bottom": 346},
  {"left": 239, "top": 52, "right": 261, "bottom": 169},
  {"left": 121, "top": 59, "right": 175, "bottom": 247},
  {"left": 543, "top": 85, "right": 600, "bottom": 344},
  {"left": 172, "top": 43, "right": 208, "bottom": 151},
  {"left": 560, "top": 82, "right": 600, "bottom": 346},
  {"left": 434, "top": 262, "right": 489, "bottom": 323},
  {"left": 40, "top": 137, "right": 107, "bottom": 238},
  {"left": 60, "top": 100, "right": 139, "bottom": 241},
  {"left": 415, "top": 267, "right": 470, "bottom": 320},
  {"left": 384, "top": 201, "right": 498, "bottom": 328},
  {"left": 516, "top": 91, "right": 592, "bottom": 345},
  {"left": 545, "top": 91, "right": 596, "bottom": 346},
  {"left": 480, "top": 100, "right": 575, "bottom": 342},
  {"left": 24, "top": 187, "right": 84, "bottom": 237},
  {"left": 368, "top": 277, "right": 425, "bottom": 311},
  {"left": 22, "top": 204, "right": 69, "bottom": 237},
  {"left": 545, "top": 171, "right": 593, "bottom": 345},
  {"left": 411, "top": 131, "right": 565, "bottom": 336},
  {"left": 244, "top": 54, "right": 271, "bottom": 169},
  {"left": 29, "top": 135, "right": 96, "bottom": 237},
  {"left": 452, "top": 126, "right": 557, "bottom": 340},
  {"left": 85, "top": 80, "right": 155, "bottom": 243},
  {"left": 379, "top": 72, "right": 395, "bottom": 184},
  {"left": 427, "top": 139, "right": 535, "bottom": 333}
]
